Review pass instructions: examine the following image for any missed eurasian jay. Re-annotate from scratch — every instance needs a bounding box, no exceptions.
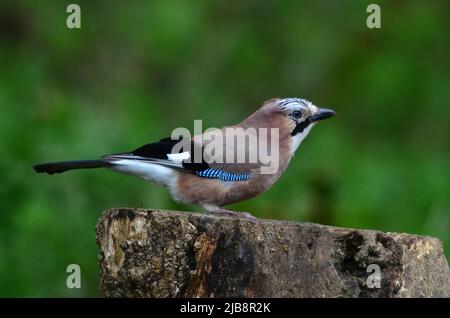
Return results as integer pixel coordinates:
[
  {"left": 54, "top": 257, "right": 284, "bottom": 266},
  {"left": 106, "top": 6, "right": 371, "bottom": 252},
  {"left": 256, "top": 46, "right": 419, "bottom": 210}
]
[{"left": 34, "top": 98, "right": 335, "bottom": 218}]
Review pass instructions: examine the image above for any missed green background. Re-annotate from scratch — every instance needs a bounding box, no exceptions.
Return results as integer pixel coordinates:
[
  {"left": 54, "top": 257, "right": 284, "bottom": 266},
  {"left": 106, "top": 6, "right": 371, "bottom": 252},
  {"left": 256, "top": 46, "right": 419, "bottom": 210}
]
[{"left": 0, "top": 0, "right": 448, "bottom": 297}]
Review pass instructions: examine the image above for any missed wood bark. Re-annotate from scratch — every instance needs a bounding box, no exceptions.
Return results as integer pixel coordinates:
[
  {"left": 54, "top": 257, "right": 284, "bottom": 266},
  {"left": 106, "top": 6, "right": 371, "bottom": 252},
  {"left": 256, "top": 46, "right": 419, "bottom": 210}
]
[{"left": 96, "top": 208, "right": 450, "bottom": 297}]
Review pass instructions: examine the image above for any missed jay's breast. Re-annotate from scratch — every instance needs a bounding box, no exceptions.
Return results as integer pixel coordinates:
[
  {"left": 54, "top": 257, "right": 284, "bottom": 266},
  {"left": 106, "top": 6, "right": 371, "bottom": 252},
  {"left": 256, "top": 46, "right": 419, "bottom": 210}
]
[{"left": 173, "top": 171, "right": 283, "bottom": 206}]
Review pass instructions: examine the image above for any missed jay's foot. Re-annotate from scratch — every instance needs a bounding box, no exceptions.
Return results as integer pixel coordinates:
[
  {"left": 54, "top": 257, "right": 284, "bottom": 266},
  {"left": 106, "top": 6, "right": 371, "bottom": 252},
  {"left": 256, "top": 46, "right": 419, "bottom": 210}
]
[{"left": 206, "top": 208, "right": 257, "bottom": 220}]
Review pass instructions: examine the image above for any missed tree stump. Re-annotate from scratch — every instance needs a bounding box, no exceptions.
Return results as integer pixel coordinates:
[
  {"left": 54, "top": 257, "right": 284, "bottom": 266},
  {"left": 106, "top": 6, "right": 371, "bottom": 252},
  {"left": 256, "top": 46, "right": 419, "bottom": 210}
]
[{"left": 96, "top": 208, "right": 450, "bottom": 297}]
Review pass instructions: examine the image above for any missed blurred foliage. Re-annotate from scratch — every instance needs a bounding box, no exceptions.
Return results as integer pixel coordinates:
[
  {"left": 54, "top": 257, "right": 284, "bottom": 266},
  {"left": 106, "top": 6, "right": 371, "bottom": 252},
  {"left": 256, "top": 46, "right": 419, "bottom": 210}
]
[{"left": 0, "top": 0, "right": 448, "bottom": 297}]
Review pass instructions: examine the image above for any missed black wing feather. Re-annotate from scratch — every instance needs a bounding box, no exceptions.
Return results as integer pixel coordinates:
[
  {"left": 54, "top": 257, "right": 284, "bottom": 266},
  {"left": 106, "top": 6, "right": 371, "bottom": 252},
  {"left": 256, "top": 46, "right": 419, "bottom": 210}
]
[
  {"left": 131, "top": 137, "right": 180, "bottom": 159},
  {"left": 104, "top": 137, "right": 210, "bottom": 173}
]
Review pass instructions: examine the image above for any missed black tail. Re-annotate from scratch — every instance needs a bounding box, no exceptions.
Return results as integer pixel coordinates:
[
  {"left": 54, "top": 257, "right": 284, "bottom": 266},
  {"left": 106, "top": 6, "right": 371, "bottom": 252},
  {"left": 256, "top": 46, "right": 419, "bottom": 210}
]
[{"left": 33, "top": 160, "right": 112, "bottom": 175}]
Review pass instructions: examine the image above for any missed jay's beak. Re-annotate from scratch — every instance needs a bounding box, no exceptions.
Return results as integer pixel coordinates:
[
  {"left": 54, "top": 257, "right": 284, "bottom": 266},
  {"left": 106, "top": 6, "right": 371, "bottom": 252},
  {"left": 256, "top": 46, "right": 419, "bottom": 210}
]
[{"left": 308, "top": 108, "right": 336, "bottom": 123}]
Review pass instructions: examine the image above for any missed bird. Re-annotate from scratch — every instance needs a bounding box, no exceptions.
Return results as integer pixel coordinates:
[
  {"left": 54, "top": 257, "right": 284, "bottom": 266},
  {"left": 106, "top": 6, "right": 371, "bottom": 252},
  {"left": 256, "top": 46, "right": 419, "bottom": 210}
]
[{"left": 33, "top": 98, "right": 335, "bottom": 218}]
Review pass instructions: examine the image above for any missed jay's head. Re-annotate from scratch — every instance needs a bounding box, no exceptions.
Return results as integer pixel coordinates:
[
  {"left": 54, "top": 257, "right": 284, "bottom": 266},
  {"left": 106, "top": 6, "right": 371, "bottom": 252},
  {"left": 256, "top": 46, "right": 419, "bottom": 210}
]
[
  {"left": 247, "top": 97, "right": 335, "bottom": 138},
  {"left": 277, "top": 97, "right": 335, "bottom": 137}
]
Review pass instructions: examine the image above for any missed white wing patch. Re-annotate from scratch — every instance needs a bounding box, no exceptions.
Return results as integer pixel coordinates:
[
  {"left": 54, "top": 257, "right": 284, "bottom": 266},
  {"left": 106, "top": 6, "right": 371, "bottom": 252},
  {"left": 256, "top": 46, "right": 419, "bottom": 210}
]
[{"left": 167, "top": 151, "right": 190, "bottom": 163}]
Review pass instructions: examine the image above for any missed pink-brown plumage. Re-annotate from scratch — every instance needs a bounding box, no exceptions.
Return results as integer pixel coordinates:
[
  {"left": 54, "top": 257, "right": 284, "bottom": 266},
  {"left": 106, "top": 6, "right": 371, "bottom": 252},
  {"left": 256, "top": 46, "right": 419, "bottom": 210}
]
[{"left": 34, "top": 97, "right": 335, "bottom": 217}]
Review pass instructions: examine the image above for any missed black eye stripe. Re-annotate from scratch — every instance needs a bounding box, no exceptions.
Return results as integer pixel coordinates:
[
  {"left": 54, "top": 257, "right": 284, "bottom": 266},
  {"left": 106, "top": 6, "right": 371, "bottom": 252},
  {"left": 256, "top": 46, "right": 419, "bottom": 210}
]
[{"left": 291, "top": 118, "right": 311, "bottom": 136}]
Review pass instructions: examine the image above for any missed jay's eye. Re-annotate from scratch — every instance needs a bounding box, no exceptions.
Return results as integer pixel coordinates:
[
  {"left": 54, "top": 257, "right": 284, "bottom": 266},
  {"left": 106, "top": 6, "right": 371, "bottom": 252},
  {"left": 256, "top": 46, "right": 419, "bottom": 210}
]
[{"left": 292, "top": 110, "right": 302, "bottom": 119}]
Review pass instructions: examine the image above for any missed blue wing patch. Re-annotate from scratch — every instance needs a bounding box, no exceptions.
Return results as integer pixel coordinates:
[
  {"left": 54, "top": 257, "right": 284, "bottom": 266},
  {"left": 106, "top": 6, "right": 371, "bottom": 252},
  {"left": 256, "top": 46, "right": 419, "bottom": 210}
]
[{"left": 196, "top": 168, "right": 253, "bottom": 181}]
